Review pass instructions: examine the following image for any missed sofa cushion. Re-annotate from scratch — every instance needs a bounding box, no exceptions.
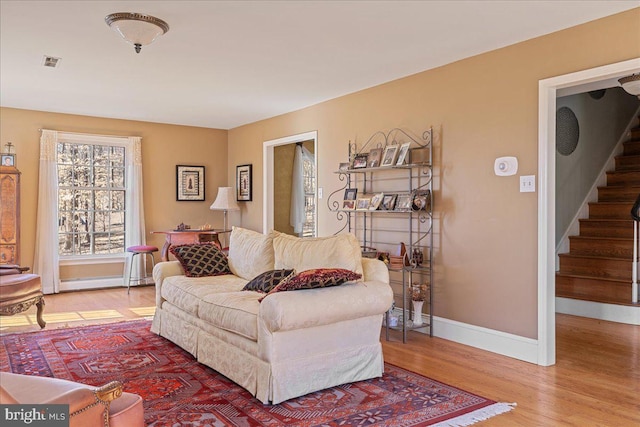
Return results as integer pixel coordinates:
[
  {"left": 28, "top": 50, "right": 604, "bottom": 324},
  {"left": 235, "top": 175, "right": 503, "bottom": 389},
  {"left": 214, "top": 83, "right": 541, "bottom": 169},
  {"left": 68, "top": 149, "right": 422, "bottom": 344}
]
[
  {"left": 261, "top": 268, "right": 362, "bottom": 300},
  {"left": 273, "top": 232, "right": 363, "bottom": 275},
  {"left": 242, "top": 269, "right": 295, "bottom": 293},
  {"left": 228, "top": 227, "right": 275, "bottom": 281},
  {"left": 170, "top": 243, "right": 231, "bottom": 278},
  {"left": 198, "top": 292, "right": 261, "bottom": 341},
  {"left": 161, "top": 274, "right": 248, "bottom": 316}
]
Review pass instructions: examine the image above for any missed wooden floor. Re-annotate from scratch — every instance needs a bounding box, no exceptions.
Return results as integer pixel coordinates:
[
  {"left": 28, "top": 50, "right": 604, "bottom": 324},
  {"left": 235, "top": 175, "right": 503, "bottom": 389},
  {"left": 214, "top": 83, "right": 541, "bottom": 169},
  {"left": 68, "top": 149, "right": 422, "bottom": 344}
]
[{"left": 1, "top": 287, "right": 638, "bottom": 426}]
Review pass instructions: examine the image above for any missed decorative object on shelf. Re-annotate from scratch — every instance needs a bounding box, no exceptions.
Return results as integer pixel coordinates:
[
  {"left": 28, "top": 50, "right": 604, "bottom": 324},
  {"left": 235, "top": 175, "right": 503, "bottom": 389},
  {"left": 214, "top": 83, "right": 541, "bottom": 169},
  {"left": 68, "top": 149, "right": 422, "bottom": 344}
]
[
  {"left": 201, "top": 223, "right": 212, "bottom": 230},
  {"left": 356, "top": 198, "right": 371, "bottom": 210},
  {"left": 619, "top": 74, "right": 640, "bottom": 99},
  {"left": 105, "top": 12, "right": 169, "bottom": 53},
  {"left": 176, "top": 165, "right": 205, "bottom": 201},
  {"left": 175, "top": 223, "right": 190, "bottom": 231},
  {"left": 209, "top": 187, "right": 240, "bottom": 232},
  {"left": 410, "top": 147, "right": 430, "bottom": 165},
  {"left": 381, "top": 194, "right": 397, "bottom": 210},
  {"left": 361, "top": 246, "right": 378, "bottom": 259},
  {"left": 377, "top": 251, "right": 390, "bottom": 264},
  {"left": 1, "top": 142, "right": 16, "bottom": 167},
  {"left": 367, "top": 148, "right": 383, "bottom": 168},
  {"left": 352, "top": 154, "right": 368, "bottom": 169},
  {"left": 395, "top": 194, "right": 412, "bottom": 211},
  {"left": 396, "top": 142, "right": 411, "bottom": 166},
  {"left": 381, "top": 145, "right": 398, "bottom": 166},
  {"left": 344, "top": 188, "right": 357, "bottom": 201},
  {"left": 412, "top": 248, "right": 423, "bottom": 266},
  {"left": 342, "top": 199, "right": 355, "bottom": 210},
  {"left": 236, "top": 164, "right": 253, "bottom": 201},
  {"left": 369, "top": 192, "right": 384, "bottom": 210},
  {"left": 339, "top": 162, "right": 350, "bottom": 171},
  {"left": 412, "top": 300, "right": 424, "bottom": 327},
  {"left": 411, "top": 189, "right": 431, "bottom": 211}
]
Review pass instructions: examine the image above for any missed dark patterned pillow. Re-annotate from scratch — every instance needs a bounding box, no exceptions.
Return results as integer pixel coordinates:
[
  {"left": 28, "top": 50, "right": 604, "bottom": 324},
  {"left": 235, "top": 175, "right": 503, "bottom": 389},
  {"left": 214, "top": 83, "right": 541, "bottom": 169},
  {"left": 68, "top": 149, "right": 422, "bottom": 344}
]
[
  {"left": 169, "top": 243, "right": 231, "bottom": 278},
  {"left": 260, "top": 268, "right": 362, "bottom": 301},
  {"left": 242, "top": 269, "right": 295, "bottom": 293}
]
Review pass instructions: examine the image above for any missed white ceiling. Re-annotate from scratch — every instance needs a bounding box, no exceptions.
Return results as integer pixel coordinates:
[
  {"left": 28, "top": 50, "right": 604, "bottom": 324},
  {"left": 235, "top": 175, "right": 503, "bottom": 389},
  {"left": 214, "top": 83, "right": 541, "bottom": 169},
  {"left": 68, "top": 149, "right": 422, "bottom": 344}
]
[{"left": 1, "top": 1, "right": 638, "bottom": 130}]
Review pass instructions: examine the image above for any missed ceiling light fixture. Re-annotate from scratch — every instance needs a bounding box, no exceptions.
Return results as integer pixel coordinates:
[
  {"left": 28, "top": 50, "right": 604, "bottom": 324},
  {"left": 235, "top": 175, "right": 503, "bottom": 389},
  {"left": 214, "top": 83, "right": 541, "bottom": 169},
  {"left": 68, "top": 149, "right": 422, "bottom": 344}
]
[
  {"left": 618, "top": 74, "right": 640, "bottom": 99},
  {"left": 105, "top": 12, "right": 169, "bottom": 53}
]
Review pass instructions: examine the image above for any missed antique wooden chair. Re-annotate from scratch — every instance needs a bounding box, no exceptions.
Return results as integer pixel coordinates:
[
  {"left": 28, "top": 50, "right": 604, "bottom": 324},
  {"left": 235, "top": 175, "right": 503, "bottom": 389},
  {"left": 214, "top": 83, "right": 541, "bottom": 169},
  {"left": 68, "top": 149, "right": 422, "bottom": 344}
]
[{"left": 0, "top": 264, "right": 45, "bottom": 328}]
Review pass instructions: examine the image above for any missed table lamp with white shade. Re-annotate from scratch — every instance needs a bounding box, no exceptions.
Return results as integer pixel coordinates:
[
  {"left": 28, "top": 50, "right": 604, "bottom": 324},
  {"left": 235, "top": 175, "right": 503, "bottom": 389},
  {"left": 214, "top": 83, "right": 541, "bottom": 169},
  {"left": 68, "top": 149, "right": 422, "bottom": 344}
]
[{"left": 210, "top": 187, "right": 240, "bottom": 233}]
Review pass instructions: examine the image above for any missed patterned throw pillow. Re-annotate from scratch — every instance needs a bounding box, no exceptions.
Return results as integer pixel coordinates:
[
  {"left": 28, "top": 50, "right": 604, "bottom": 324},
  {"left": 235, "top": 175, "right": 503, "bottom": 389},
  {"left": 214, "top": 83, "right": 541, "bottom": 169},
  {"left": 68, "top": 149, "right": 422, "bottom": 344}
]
[
  {"left": 169, "top": 243, "right": 231, "bottom": 278},
  {"left": 242, "top": 269, "right": 295, "bottom": 293},
  {"left": 260, "top": 268, "right": 362, "bottom": 301}
]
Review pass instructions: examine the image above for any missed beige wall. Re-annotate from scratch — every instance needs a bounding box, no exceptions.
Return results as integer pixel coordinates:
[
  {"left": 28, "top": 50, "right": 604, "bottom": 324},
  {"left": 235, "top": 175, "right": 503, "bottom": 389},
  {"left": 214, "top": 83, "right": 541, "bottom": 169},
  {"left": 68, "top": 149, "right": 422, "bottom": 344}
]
[
  {"left": 0, "top": 107, "right": 228, "bottom": 279},
  {"left": 228, "top": 9, "right": 640, "bottom": 339}
]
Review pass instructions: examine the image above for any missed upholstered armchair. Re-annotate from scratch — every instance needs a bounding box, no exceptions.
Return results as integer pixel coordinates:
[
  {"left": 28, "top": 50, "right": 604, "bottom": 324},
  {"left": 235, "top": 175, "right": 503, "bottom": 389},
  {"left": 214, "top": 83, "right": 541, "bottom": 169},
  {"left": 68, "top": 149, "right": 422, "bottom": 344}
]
[
  {"left": 0, "top": 372, "right": 144, "bottom": 427},
  {"left": 0, "top": 264, "right": 45, "bottom": 328}
]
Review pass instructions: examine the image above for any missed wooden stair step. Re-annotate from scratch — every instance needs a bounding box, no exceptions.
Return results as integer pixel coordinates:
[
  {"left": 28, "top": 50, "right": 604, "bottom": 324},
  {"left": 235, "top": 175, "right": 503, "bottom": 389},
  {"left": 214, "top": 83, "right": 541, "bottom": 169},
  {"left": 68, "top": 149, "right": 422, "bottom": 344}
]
[
  {"left": 555, "top": 273, "right": 635, "bottom": 306},
  {"left": 606, "top": 170, "right": 640, "bottom": 186},
  {"left": 568, "top": 235, "right": 633, "bottom": 258},
  {"left": 630, "top": 128, "right": 640, "bottom": 140},
  {"left": 597, "top": 185, "right": 640, "bottom": 202},
  {"left": 579, "top": 219, "right": 634, "bottom": 238},
  {"left": 615, "top": 154, "right": 640, "bottom": 171},
  {"left": 587, "top": 201, "right": 634, "bottom": 219},
  {"left": 623, "top": 139, "right": 640, "bottom": 156},
  {"left": 557, "top": 253, "right": 632, "bottom": 281}
]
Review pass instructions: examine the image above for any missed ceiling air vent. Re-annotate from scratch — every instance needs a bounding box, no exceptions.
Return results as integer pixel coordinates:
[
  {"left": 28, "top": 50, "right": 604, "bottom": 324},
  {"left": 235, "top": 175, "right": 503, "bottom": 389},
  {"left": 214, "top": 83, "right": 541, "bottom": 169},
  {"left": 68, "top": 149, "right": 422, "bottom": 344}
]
[{"left": 42, "top": 55, "right": 61, "bottom": 68}]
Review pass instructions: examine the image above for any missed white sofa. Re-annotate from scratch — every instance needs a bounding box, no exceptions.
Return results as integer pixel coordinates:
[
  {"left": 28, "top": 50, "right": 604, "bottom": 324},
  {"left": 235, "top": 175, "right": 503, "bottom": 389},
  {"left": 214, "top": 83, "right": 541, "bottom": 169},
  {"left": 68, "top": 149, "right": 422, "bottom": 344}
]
[{"left": 150, "top": 227, "right": 392, "bottom": 404}]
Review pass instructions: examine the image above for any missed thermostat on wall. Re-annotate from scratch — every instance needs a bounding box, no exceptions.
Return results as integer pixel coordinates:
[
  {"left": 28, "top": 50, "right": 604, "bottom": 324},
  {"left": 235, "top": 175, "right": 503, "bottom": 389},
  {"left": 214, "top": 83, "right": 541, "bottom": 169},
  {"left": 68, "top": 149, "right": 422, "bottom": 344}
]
[{"left": 494, "top": 156, "right": 518, "bottom": 176}]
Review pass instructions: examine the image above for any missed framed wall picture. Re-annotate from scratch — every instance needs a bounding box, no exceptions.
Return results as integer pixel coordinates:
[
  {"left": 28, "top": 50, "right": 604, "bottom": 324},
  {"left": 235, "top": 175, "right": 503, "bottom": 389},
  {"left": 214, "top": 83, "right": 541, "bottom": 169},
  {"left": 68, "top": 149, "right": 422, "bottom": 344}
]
[
  {"left": 356, "top": 198, "right": 371, "bottom": 210},
  {"left": 344, "top": 188, "right": 357, "bottom": 200},
  {"left": 381, "top": 145, "right": 398, "bottom": 167},
  {"left": 1, "top": 154, "right": 15, "bottom": 167},
  {"left": 381, "top": 194, "right": 397, "bottom": 210},
  {"left": 367, "top": 148, "right": 383, "bottom": 168},
  {"left": 236, "top": 164, "right": 253, "bottom": 201},
  {"left": 176, "top": 165, "right": 205, "bottom": 201},
  {"left": 352, "top": 154, "right": 368, "bottom": 169}
]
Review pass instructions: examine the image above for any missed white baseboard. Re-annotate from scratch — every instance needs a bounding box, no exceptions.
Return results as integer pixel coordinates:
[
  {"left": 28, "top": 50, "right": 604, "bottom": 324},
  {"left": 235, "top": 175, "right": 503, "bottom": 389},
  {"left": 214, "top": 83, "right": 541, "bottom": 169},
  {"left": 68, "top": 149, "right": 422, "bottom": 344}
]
[
  {"left": 556, "top": 297, "right": 640, "bottom": 325},
  {"left": 389, "top": 309, "right": 539, "bottom": 364},
  {"left": 59, "top": 277, "right": 124, "bottom": 292}
]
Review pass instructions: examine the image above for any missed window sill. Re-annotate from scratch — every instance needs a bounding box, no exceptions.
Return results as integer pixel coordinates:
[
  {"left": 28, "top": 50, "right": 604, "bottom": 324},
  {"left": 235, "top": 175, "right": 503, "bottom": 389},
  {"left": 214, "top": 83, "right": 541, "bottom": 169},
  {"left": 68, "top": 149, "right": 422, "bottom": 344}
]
[{"left": 59, "top": 255, "right": 126, "bottom": 266}]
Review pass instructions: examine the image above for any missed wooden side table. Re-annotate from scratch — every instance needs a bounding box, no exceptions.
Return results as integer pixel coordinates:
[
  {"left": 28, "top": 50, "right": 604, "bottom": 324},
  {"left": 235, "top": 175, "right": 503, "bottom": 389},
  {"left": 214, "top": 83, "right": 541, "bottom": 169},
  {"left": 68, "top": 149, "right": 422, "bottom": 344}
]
[{"left": 151, "top": 230, "right": 229, "bottom": 261}]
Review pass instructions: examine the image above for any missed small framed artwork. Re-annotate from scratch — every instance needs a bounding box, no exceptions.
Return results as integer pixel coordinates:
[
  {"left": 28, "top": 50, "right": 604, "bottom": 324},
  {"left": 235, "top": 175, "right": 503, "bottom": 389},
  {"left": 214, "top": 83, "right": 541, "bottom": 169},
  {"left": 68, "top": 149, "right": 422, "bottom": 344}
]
[
  {"left": 342, "top": 199, "right": 355, "bottom": 210},
  {"left": 412, "top": 189, "right": 431, "bottom": 211},
  {"left": 410, "top": 147, "right": 430, "bottom": 165},
  {"left": 369, "top": 192, "right": 384, "bottom": 210},
  {"left": 396, "top": 142, "right": 411, "bottom": 166},
  {"left": 381, "top": 194, "right": 397, "bottom": 210},
  {"left": 352, "top": 154, "right": 368, "bottom": 169},
  {"left": 344, "top": 188, "right": 357, "bottom": 201},
  {"left": 339, "top": 162, "right": 350, "bottom": 171},
  {"left": 1, "top": 154, "right": 15, "bottom": 167},
  {"left": 236, "top": 164, "right": 253, "bottom": 201},
  {"left": 367, "top": 148, "right": 383, "bottom": 168},
  {"left": 176, "top": 165, "right": 205, "bottom": 201},
  {"left": 395, "top": 194, "right": 412, "bottom": 211},
  {"left": 356, "top": 198, "right": 371, "bottom": 210},
  {"left": 381, "top": 145, "right": 398, "bottom": 167}
]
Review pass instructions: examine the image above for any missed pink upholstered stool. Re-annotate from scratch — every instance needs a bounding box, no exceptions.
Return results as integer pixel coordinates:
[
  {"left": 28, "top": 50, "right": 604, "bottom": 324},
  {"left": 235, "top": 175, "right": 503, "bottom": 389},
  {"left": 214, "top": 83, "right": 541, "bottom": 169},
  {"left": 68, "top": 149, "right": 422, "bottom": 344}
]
[{"left": 126, "top": 245, "right": 158, "bottom": 294}]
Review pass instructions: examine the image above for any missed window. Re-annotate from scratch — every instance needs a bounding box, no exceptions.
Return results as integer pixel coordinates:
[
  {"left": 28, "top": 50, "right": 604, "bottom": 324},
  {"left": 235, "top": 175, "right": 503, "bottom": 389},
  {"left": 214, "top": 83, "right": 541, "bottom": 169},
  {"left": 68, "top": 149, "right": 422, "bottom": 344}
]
[
  {"left": 57, "top": 142, "right": 126, "bottom": 256},
  {"left": 301, "top": 155, "right": 316, "bottom": 238}
]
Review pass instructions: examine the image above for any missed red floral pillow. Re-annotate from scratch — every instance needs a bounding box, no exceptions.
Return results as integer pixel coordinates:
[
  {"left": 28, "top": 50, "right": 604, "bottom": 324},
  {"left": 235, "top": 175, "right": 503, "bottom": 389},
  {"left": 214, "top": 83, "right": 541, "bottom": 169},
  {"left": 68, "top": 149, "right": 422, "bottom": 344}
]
[{"left": 260, "top": 268, "right": 361, "bottom": 301}]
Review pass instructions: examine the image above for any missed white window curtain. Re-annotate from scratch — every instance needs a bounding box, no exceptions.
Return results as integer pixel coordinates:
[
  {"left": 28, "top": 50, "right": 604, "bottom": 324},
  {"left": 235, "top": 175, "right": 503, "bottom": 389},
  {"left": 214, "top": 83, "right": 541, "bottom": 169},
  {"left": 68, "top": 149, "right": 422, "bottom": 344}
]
[
  {"left": 290, "top": 144, "right": 314, "bottom": 235},
  {"left": 123, "top": 136, "right": 146, "bottom": 284},
  {"left": 34, "top": 131, "right": 146, "bottom": 293},
  {"left": 33, "top": 130, "right": 60, "bottom": 294}
]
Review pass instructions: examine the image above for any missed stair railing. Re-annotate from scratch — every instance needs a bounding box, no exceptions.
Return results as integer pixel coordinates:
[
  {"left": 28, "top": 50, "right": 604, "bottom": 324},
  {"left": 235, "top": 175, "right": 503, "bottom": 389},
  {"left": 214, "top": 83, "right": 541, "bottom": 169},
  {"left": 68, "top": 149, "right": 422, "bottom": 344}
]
[{"left": 630, "top": 194, "right": 640, "bottom": 304}]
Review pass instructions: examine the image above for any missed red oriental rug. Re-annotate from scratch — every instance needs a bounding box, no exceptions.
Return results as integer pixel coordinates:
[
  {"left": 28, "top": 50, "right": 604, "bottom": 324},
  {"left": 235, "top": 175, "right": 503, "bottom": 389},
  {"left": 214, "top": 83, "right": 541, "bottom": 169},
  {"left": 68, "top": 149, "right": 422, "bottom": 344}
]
[{"left": 0, "top": 320, "right": 514, "bottom": 426}]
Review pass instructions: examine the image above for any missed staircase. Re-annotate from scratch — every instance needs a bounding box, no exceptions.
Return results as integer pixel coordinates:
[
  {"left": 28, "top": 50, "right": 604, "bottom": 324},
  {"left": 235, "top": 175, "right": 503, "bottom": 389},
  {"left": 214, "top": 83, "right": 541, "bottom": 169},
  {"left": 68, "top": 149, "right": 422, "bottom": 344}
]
[{"left": 556, "top": 120, "right": 640, "bottom": 306}]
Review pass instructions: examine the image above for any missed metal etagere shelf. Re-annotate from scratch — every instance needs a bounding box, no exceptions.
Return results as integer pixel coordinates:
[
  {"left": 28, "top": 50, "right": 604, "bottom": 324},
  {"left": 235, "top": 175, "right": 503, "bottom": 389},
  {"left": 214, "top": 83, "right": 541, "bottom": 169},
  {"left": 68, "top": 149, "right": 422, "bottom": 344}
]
[{"left": 328, "top": 126, "right": 434, "bottom": 343}]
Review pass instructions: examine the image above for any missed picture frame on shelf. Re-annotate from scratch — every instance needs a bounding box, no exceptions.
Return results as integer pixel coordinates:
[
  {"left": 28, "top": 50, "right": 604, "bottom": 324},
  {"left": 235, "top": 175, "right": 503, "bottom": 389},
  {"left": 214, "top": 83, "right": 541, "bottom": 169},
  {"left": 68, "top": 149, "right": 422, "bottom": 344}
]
[
  {"left": 381, "top": 194, "right": 397, "bottom": 210},
  {"left": 395, "top": 194, "right": 412, "bottom": 211},
  {"left": 352, "top": 154, "right": 368, "bottom": 169},
  {"left": 410, "top": 147, "right": 430, "bottom": 165},
  {"left": 396, "top": 142, "right": 411, "bottom": 166},
  {"left": 367, "top": 148, "right": 383, "bottom": 168},
  {"left": 381, "top": 145, "right": 398, "bottom": 167},
  {"left": 344, "top": 188, "right": 357, "bottom": 200},
  {"left": 338, "top": 162, "right": 350, "bottom": 171},
  {"left": 342, "top": 199, "right": 355, "bottom": 210},
  {"left": 176, "top": 165, "right": 205, "bottom": 201},
  {"left": 1, "top": 154, "right": 16, "bottom": 167},
  {"left": 236, "top": 164, "right": 253, "bottom": 201},
  {"left": 356, "top": 198, "right": 371, "bottom": 210},
  {"left": 369, "top": 192, "right": 384, "bottom": 210},
  {"left": 411, "top": 189, "right": 431, "bottom": 211}
]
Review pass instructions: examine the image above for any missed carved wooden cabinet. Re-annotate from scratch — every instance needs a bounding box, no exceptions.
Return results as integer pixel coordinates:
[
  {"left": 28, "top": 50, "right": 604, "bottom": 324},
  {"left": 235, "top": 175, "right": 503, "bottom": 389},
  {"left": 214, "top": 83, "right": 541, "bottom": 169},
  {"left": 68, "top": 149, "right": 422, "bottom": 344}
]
[{"left": 0, "top": 165, "right": 20, "bottom": 265}]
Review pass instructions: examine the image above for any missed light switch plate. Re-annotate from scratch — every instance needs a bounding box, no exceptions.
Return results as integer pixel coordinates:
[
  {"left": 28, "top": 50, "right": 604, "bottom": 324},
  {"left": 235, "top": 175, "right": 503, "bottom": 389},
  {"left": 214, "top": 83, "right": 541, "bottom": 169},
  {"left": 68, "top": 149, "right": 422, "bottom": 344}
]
[{"left": 520, "top": 175, "right": 536, "bottom": 192}]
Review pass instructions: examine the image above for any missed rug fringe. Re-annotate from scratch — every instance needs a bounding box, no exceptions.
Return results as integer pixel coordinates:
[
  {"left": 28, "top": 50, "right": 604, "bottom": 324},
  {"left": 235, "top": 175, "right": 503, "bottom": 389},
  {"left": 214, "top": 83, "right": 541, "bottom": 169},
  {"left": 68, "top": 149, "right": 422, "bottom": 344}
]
[{"left": 431, "top": 402, "right": 517, "bottom": 427}]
